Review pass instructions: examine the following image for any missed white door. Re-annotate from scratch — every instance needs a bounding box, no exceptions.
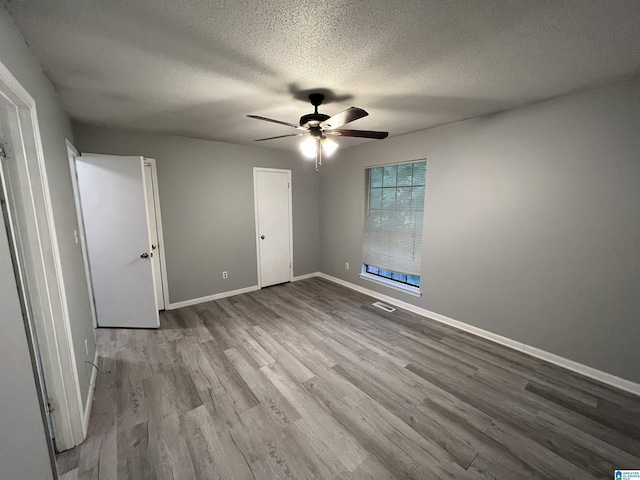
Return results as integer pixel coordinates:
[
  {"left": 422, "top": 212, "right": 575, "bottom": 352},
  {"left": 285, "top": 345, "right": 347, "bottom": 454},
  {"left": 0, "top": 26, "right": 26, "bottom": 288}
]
[
  {"left": 143, "top": 160, "right": 165, "bottom": 310},
  {"left": 75, "top": 155, "right": 159, "bottom": 328},
  {"left": 254, "top": 168, "right": 292, "bottom": 287}
]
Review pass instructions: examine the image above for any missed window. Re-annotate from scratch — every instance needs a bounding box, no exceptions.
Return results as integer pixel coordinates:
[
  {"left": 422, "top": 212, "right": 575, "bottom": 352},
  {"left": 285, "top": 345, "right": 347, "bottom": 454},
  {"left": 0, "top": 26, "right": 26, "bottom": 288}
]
[{"left": 362, "top": 160, "right": 426, "bottom": 295}]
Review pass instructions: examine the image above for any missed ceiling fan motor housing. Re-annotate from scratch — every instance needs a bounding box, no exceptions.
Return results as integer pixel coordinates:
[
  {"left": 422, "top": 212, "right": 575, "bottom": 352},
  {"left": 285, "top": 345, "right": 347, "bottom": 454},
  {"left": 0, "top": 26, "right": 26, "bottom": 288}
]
[{"left": 299, "top": 113, "right": 330, "bottom": 129}]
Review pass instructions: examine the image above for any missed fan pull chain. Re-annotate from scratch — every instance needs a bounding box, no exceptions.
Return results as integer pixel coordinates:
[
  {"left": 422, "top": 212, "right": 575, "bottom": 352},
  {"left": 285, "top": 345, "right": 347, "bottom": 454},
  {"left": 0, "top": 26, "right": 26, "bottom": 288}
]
[{"left": 315, "top": 137, "right": 322, "bottom": 172}]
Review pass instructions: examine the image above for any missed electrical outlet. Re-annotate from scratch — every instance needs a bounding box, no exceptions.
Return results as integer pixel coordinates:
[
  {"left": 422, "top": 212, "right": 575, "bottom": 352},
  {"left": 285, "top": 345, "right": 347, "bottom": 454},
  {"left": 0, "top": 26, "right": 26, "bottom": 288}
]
[
  {"left": 345, "top": 262, "right": 350, "bottom": 270},
  {"left": 84, "top": 338, "right": 89, "bottom": 356},
  {"left": 222, "top": 271, "right": 228, "bottom": 279}
]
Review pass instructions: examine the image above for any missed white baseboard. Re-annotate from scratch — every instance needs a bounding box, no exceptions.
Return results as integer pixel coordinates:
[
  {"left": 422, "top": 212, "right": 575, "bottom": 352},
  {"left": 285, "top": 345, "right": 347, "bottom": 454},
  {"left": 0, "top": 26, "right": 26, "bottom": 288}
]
[
  {"left": 293, "top": 272, "right": 320, "bottom": 282},
  {"left": 317, "top": 273, "right": 640, "bottom": 397},
  {"left": 167, "top": 285, "right": 260, "bottom": 310},
  {"left": 167, "top": 275, "right": 322, "bottom": 310},
  {"left": 82, "top": 349, "right": 99, "bottom": 437}
]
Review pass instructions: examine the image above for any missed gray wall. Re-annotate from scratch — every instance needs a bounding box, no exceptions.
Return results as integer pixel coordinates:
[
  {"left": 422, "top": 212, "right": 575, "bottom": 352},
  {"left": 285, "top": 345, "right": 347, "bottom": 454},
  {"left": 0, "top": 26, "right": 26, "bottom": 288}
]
[
  {"left": 0, "top": 4, "right": 96, "bottom": 423},
  {"left": 320, "top": 77, "right": 640, "bottom": 383},
  {"left": 72, "top": 124, "right": 321, "bottom": 304}
]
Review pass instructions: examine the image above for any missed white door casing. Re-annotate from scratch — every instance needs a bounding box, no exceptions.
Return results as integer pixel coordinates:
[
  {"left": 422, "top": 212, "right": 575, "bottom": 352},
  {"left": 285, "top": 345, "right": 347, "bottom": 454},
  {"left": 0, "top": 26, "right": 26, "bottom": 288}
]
[
  {"left": 75, "top": 154, "right": 159, "bottom": 328},
  {"left": 66, "top": 140, "right": 99, "bottom": 329},
  {"left": 254, "top": 168, "right": 293, "bottom": 288}
]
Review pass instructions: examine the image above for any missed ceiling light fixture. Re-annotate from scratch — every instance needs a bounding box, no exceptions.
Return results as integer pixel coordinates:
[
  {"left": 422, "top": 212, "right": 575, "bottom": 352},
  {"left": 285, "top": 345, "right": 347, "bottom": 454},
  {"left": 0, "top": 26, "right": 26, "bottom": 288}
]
[
  {"left": 299, "top": 136, "right": 318, "bottom": 159},
  {"left": 321, "top": 137, "right": 338, "bottom": 156},
  {"left": 299, "top": 135, "right": 339, "bottom": 170}
]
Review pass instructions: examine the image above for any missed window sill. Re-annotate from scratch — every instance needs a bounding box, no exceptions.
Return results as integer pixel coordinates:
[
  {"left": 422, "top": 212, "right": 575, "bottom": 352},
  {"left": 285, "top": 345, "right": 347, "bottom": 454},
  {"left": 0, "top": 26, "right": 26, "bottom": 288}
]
[{"left": 359, "top": 273, "right": 422, "bottom": 297}]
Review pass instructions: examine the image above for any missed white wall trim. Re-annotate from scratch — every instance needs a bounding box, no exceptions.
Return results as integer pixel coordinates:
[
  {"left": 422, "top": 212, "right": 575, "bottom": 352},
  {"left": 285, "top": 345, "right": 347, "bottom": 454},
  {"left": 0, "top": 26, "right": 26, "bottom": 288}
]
[
  {"left": 82, "top": 349, "right": 99, "bottom": 434},
  {"left": 167, "top": 285, "right": 259, "bottom": 310},
  {"left": 317, "top": 273, "right": 640, "bottom": 397},
  {"left": 168, "top": 273, "right": 320, "bottom": 311},
  {"left": 27, "top": 93, "right": 86, "bottom": 449},
  {"left": 292, "top": 272, "right": 320, "bottom": 282},
  {"left": 167, "top": 272, "right": 321, "bottom": 310}
]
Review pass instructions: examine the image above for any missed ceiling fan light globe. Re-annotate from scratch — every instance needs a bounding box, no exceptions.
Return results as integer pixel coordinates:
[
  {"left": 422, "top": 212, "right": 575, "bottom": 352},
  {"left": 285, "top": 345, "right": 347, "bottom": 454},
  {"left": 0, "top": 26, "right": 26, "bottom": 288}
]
[
  {"left": 321, "top": 137, "right": 338, "bottom": 156},
  {"left": 300, "top": 136, "right": 317, "bottom": 158}
]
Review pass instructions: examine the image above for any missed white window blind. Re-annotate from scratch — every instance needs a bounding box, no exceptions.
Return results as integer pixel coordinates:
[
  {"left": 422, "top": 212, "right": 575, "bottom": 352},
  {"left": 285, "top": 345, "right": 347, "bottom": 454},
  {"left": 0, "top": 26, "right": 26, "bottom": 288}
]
[{"left": 362, "top": 160, "right": 426, "bottom": 276}]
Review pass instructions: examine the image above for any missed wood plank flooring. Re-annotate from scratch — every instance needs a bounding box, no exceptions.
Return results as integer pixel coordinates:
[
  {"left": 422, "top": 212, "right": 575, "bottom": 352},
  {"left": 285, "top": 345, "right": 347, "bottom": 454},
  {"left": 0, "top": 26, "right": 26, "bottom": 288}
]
[{"left": 57, "top": 277, "right": 640, "bottom": 479}]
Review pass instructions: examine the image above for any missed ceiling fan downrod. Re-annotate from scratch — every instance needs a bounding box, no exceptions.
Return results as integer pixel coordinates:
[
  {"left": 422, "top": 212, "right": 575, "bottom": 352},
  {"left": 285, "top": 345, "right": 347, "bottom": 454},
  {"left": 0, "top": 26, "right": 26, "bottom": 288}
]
[{"left": 309, "top": 93, "right": 324, "bottom": 115}]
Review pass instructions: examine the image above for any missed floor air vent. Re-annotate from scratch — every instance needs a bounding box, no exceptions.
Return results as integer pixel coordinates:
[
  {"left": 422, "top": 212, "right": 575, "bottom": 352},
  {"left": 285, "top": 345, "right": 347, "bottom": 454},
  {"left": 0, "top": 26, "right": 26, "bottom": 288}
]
[{"left": 372, "top": 301, "right": 396, "bottom": 313}]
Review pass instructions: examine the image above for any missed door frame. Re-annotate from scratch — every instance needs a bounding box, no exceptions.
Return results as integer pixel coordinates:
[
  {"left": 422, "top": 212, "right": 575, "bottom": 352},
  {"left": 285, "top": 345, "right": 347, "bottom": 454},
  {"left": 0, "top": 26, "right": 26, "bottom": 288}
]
[
  {"left": 253, "top": 167, "right": 293, "bottom": 288},
  {"left": 143, "top": 157, "right": 169, "bottom": 309},
  {"left": 0, "top": 61, "right": 85, "bottom": 452},
  {"left": 67, "top": 140, "right": 99, "bottom": 328}
]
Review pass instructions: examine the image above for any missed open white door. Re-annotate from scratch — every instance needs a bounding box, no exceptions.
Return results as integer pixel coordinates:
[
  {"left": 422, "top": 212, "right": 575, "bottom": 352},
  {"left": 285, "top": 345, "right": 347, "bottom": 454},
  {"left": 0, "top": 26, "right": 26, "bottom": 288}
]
[
  {"left": 254, "top": 168, "right": 293, "bottom": 288},
  {"left": 75, "top": 155, "right": 159, "bottom": 328}
]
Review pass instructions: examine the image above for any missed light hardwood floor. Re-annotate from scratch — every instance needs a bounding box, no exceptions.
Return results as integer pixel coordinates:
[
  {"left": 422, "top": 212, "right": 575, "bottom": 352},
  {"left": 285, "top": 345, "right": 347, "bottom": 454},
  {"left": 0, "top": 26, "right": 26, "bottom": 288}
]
[{"left": 56, "top": 277, "right": 640, "bottom": 479}]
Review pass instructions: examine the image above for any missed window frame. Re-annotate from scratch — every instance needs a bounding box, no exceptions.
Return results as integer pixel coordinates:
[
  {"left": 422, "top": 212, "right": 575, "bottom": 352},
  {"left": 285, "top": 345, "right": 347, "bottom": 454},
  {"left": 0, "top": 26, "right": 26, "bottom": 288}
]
[{"left": 360, "top": 159, "right": 426, "bottom": 297}]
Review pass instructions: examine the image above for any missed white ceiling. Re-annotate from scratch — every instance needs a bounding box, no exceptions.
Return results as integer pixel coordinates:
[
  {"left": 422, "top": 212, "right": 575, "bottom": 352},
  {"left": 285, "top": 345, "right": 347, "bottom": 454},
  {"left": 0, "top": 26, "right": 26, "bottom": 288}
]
[{"left": 5, "top": 0, "right": 640, "bottom": 150}]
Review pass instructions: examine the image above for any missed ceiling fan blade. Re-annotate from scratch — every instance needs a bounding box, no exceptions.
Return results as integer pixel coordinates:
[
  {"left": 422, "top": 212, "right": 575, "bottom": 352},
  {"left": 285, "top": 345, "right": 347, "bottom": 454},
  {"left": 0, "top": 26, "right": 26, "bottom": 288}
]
[
  {"left": 247, "top": 115, "right": 307, "bottom": 131},
  {"left": 326, "top": 129, "right": 389, "bottom": 139},
  {"left": 319, "top": 107, "right": 368, "bottom": 129},
  {"left": 254, "top": 133, "right": 305, "bottom": 142}
]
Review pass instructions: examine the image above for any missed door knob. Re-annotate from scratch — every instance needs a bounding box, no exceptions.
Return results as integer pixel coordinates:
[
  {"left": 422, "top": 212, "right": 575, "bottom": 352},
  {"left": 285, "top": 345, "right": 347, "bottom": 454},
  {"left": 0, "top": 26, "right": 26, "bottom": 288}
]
[
  {"left": 140, "top": 252, "right": 149, "bottom": 258},
  {"left": 260, "top": 235, "right": 265, "bottom": 240}
]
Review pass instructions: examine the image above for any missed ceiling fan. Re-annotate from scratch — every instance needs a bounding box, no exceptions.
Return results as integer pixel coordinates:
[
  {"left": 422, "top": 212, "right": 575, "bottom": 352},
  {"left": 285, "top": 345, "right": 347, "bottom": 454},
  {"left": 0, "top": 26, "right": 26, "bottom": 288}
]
[{"left": 247, "top": 93, "right": 389, "bottom": 171}]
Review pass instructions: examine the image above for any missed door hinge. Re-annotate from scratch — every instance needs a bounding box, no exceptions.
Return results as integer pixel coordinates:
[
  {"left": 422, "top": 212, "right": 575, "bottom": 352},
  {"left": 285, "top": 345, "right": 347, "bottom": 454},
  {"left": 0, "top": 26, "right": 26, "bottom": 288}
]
[
  {"left": 46, "top": 398, "right": 57, "bottom": 414},
  {"left": 0, "top": 144, "right": 6, "bottom": 159}
]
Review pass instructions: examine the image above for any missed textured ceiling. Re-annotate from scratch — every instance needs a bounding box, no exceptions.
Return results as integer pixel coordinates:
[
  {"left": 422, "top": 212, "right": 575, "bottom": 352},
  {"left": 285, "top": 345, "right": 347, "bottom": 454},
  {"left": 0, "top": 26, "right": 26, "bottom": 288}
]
[{"left": 5, "top": 0, "right": 640, "bottom": 151}]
